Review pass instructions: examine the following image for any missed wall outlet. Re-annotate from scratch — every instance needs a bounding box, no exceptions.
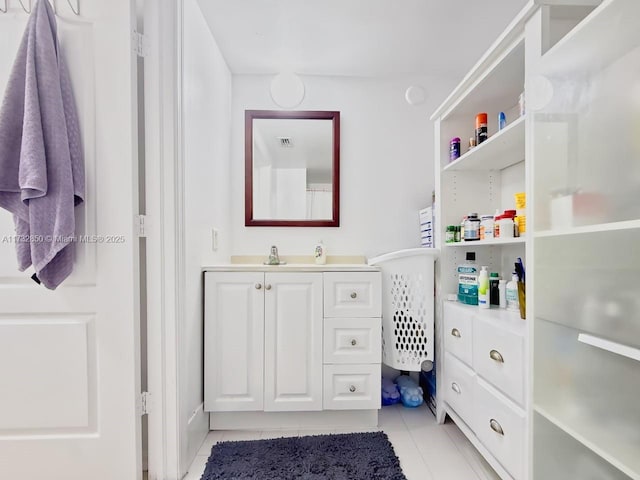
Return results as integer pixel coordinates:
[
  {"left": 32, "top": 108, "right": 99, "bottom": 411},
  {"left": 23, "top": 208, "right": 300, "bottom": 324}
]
[{"left": 212, "top": 228, "right": 219, "bottom": 251}]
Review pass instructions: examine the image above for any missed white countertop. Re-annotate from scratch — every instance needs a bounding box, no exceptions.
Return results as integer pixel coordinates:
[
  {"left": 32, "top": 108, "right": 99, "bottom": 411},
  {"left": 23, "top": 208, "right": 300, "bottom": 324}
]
[{"left": 202, "top": 264, "right": 380, "bottom": 273}]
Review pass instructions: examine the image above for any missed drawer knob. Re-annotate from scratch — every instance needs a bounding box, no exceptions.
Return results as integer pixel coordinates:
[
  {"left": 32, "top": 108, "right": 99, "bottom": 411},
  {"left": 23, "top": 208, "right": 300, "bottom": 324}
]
[
  {"left": 255, "top": 283, "right": 262, "bottom": 290},
  {"left": 265, "top": 284, "right": 272, "bottom": 291},
  {"left": 489, "top": 419, "right": 504, "bottom": 436},
  {"left": 350, "top": 292, "right": 357, "bottom": 299},
  {"left": 489, "top": 349, "right": 504, "bottom": 363},
  {"left": 351, "top": 339, "right": 357, "bottom": 346},
  {"left": 349, "top": 385, "right": 356, "bottom": 393},
  {"left": 451, "top": 382, "right": 461, "bottom": 394},
  {"left": 451, "top": 328, "right": 461, "bottom": 338}
]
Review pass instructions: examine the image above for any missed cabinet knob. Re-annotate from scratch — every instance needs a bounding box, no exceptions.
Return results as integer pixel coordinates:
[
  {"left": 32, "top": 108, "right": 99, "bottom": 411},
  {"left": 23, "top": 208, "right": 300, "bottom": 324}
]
[
  {"left": 451, "top": 382, "right": 461, "bottom": 394},
  {"left": 255, "top": 284, "right": 262, "bottom": 290},
  {"left": 451, "top": 328, "right": 461, "bottom": 338},
  {"left": 489, "top": 349, "right": 504, "bottom": 363},
  {"left": 350, "top": 339, "right": 357, "bottom": 346},
  {"left": 349, "top": 385, "right": 356, "bottom": 393},
  {"left": 489, "top": 418, "right": 504, "bottom": 436},
  {"left": 265, "top": 284, "right": 272, "bottom": 290},
  {"left": 350, "top": 292, "right": 357, "bottom": 299}
]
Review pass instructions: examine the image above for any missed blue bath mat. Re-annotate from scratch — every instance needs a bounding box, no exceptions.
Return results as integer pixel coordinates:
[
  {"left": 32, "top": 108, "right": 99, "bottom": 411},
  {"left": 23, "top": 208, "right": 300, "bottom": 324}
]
[{"left": 201, "top": 431, "right": 407, "bottom": 479}]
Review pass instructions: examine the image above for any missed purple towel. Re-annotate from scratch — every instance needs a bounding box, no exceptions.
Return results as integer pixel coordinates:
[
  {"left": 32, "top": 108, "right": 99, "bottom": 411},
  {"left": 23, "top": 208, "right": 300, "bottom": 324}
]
[{"left": 0, "top": 0, "right": 84, "bottom": 290}]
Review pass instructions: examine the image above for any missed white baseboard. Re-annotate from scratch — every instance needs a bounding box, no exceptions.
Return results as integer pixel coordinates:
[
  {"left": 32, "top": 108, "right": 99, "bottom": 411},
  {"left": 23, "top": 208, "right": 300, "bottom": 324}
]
[{"left": 209, "top": 409, "right": 379, "bottom": 430}]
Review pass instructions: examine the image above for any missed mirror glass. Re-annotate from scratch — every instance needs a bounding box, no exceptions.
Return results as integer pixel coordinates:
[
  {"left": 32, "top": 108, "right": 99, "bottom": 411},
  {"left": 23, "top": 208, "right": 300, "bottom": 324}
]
[{"left": 245, "top": 110, "right": 340, "bottom": 227}]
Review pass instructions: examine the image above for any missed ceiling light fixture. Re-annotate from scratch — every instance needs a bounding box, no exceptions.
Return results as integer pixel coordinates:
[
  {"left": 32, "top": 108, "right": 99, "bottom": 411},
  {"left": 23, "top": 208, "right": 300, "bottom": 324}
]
[{"left": 270, "top": 72, "right": 305, "bottom": 109}]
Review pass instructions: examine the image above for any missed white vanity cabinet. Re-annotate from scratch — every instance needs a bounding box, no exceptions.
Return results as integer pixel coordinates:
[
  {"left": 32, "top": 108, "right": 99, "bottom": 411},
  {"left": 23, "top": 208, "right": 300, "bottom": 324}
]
[{"left": 204, "top": 265, "right": 381, "bottom": 429}]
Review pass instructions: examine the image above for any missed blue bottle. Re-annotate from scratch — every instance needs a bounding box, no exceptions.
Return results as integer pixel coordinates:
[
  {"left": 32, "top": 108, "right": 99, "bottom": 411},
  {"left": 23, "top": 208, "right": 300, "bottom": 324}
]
[{"left": 498, "top": 112, "right": 506, "bottom": 131}]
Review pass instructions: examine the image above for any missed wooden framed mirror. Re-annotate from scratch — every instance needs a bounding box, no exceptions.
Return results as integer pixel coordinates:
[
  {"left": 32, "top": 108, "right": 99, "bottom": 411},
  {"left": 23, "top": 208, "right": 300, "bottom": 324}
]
[{"left": 245, "top": 110, "right": 340, "bottom": 227}]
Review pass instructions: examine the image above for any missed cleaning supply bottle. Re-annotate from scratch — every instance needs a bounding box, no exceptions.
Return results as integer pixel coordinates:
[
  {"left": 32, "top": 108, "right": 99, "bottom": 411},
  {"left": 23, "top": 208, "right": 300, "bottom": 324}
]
[
  {"left": 489, "top": 272, "right": 500, "bottom": 306},
  {"left": 499, "top": 280, "right": 507, "bottom": 308},
  {"left": 478, "top": 266, "right": 489, "bottom": 309},
  {"left": 314, "top": 240, "right": 327, "bottom": 265},
  {"left": 457, "top": 252, "right": 478, "bottom": 305},
  {"left": 506, "top": 273, "right": 520, "bottom": 311}
]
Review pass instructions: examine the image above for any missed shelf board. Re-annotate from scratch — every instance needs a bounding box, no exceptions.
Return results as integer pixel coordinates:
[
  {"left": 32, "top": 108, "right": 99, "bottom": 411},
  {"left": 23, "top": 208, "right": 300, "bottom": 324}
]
[
  {"left": 443, "top": 116, "right": 525, "bottom": 172},
  {"left": 534, "top": 403, "right": 640, "bottom": 480},
  {"left": 535, "top": 219, "right": 640, "bottom": 238},
  {"left": 444, "top": 237, "right": 526, "bottom": 247},
  {"left": 541, "top": 0, "right": 640, "bottom": 77}
]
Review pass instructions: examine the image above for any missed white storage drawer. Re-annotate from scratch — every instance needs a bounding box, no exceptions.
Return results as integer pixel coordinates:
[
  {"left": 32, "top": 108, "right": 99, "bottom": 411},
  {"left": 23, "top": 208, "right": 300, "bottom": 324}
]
[
  {"left": 323, "top": 272, "right": 381, "bottom": 318},
  {"left": 443, "top": 302, "right": 473, "bottom": 367},
  {"left": 323, "top": 364, "right": 381, "bottom": 410},
  {"left": 444, "top": 352, "right": 476, "bottom": 428},
  {"left": 475, "top": 378, "right": 526, "bottom": 480},
  {"left": 323, "top": 318, "right": 381, "bottom": 364},
  {"left": 473, "top": 317, "right": 525, "bottom": 405}
]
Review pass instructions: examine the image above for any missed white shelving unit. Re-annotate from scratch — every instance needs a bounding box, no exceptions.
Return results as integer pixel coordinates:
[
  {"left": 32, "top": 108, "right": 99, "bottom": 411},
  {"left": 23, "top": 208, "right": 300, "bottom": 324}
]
[
  {"left": 530, "top": 1, "right": 640, "bottom": 479},
  {"left": 431, "top": 4, "right": 536, "bottom": 480}
]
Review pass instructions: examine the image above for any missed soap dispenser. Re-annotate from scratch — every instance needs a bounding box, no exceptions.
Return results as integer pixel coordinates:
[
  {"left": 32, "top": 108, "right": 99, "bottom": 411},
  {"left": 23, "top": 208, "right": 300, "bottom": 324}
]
[{"left": 314, "top": 240, "right": 326, "bottom": 265}]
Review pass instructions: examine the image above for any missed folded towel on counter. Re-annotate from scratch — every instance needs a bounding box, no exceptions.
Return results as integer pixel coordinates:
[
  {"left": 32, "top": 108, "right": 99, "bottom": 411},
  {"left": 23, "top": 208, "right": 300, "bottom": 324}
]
[{"left": 0, "top": 0, "right": 84, "bottom": 289}]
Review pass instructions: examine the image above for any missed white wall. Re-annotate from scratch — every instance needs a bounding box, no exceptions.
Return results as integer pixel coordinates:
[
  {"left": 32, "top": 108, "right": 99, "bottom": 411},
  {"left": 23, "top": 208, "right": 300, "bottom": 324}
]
[
  {"left": 230, "top": 74, "right": 452, "bottom": 259},
  {"left": 182, "top": 0, "right": 232, "bottom": 472}
]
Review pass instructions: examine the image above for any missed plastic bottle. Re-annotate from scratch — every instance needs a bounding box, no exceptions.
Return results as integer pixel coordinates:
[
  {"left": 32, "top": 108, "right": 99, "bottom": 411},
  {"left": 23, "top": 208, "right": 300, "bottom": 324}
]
[
  {"left": 478, "top": 266, "right": 489, "bottom": 309},
  {"left": 506, "top": 273, "right": 520, "bottom": 311},
  {"left": 498, "top": 112, "right": 506, "bottom": 131},
  {"left": 493, "top": 209, "right": 501, "bottom": 239},
  {"left": 498, "top": 280, "right": 507, "bottom": 309},
  {"left": 457, "top": 252, "right": 478, "bottom": 305},
  {"left": 464, "top": 213, "right": 480, "bottom": 241},
  {"left": 449, "top": 137, "right": 461, "bottom": 162},
  {"left": 314, "top": 240, "right": 326, "bottom": 265},
  {"left": 490, "top": 273, "right": 500, "bottom": 306}
]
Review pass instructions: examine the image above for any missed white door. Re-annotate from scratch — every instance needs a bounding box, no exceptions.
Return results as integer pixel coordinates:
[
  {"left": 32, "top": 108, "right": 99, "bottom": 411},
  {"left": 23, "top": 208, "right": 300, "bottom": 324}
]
[
  {"left": 204, "top": 272, "right": 265, "bottom": 412},
  {"left": 0, "top": 2, "right": 141, "bottom": 479},
  {"left": 264, "top": 273, "right": 323, "bottom": 411}
]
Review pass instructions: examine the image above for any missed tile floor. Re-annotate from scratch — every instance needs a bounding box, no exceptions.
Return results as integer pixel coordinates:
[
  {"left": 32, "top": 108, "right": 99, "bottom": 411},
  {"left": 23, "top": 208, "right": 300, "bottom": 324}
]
[{"left": 184, "top": 404, "right": 500, "bottom": 480}]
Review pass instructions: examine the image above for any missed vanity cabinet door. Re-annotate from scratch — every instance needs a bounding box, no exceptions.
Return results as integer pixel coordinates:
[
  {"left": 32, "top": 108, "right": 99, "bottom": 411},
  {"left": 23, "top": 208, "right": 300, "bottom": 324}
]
[
  {"left": 264, "top": 273, "right": 323, "bottom": 411},
  {"left": 204, "top": 272, "right": 265, "bottom": 412}
]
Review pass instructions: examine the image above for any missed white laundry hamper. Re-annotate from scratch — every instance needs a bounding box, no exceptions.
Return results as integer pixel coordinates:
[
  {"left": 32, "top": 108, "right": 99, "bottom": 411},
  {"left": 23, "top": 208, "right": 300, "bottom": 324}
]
[{"left": 368, "top": 248, "right": 439, "bottom": 372}]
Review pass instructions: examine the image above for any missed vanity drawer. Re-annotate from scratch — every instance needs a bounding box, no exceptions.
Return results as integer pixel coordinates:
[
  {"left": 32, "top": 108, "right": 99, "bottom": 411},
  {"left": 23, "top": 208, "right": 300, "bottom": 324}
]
[
  {"left": 323, "top": 364, "right": 381, "bottom": 410},
  {"left": 473, "top": 317, "right": 525, "bottom": 405},
  {"left": 443, "top": 302, "right": 473, "bottom": 367},
  {"left": 443, "top": 352, "right": 476, "bottom": 428},
  {"left": 323, "top": 318, "right": 381, "bottom": 364},
  {"left": 474, "top": 378, "right": 525, "bottom": 480},
  {"left": 324, "top": 272, "right": 381, "bottom": 318}
]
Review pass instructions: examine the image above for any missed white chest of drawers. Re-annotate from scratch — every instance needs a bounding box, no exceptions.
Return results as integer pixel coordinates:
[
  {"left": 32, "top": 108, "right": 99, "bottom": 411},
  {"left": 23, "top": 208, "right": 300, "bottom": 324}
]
[{"left": 443, "top": 301, "right": 527, "bottom": 480}]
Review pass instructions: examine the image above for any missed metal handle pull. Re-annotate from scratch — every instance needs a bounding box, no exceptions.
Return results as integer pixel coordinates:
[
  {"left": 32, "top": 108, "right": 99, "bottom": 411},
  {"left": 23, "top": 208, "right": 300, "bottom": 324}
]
[
  {"left": 349, "top": 385, "right": 356, "bottom": 393},
  {"left": 451, "top": 328, "right": 461, "bottom": 338},
  {"left": 351, "top": 339, "right": 357, "bottom": 346},
  {"left": 265, "top": 284, "right": 272, "bottom": 291},
  {"left": 350, "top": 292, "right": 357, "bottom": 299},
  {"left": 489, "top": 349, "right": 504, "bottom": 363},
  {"left": 451, "top": 382, "right": 461, "bottom": 394},
  {"left": 489, "top": 419, "right": 504, "bottom": 435},
  {"left": 255, "top": 284, "right": 262, "bottom": 290}
]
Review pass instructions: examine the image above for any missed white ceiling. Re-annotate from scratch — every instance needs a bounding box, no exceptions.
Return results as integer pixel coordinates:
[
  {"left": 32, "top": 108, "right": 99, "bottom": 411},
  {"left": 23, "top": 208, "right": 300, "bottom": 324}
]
[{"left": 197, "top": 0, "right": 529, "bottom": 78}]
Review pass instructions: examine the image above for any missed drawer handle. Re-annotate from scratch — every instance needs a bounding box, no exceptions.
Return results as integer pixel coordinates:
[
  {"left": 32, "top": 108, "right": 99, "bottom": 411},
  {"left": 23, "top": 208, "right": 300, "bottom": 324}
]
[
  {"left": 451, "top": 328, "right": 461, "bottom": 338},
  {"left": 349, "top": 385, "right": 356, "bottom": 393},
  {"left": 265, "top": 284, "right": 272, "bottom": 291},
  {"left": 451, "top": 382, "right": 461, "bottom": 394},
  {"left": 489, "top": 419, "right": 504, "bottom": 436},
  {"left": 489, "top": 349, "right": 504, "bottom": 363},
  {"left": 351, "top": 339, "right": 357, "bottom": 346},
  {"left": 350, "top": 292, "right": 357, "bottom": 299},
  {"left": 255, "top": 283, "right": 262, "bottom": 290}
]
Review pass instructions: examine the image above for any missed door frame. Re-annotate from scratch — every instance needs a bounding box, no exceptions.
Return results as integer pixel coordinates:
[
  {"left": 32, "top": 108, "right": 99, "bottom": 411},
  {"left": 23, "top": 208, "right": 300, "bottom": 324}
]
[{"left": 143, "top": 0, "right": 186, "bottom": 478}]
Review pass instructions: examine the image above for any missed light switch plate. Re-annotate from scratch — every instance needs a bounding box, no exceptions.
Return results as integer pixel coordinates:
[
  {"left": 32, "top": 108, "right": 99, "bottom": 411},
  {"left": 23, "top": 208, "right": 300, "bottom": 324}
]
[{"left": 212, "top": 228, "right": 219, "bottom": 251}]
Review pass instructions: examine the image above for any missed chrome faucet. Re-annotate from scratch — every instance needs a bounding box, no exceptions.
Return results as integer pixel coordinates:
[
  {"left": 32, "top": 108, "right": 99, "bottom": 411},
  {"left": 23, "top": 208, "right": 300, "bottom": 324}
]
[{"left": 267, "top": 245, "right": 280, "bottom": 265}]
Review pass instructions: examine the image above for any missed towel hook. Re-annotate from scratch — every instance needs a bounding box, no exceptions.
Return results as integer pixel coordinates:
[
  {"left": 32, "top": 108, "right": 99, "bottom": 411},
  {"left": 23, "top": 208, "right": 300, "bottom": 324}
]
[
  {"left": 51, "top": 0, "right": 80, "bottom": 15},
  {"left": 0, "top": 0, "right": 7, "bottom": 13},
  {"left": 18, "top": 0, "right": 31, "bottom": 13}
]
